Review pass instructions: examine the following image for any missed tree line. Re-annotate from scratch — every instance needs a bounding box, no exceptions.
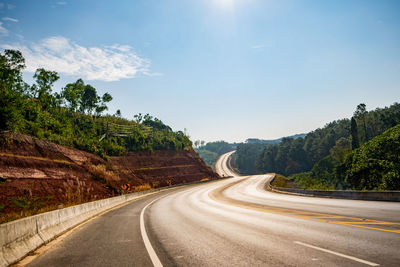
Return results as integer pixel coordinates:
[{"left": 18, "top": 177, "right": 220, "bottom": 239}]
[
  {"left": 0, "top": 50, "right": 192, "bottom": 156},
  {"left": 194, "top": 141, "right": 237, "bottom": 167},
  {"left": 233, "top": 103, "right": 400, "bottom": 190}
]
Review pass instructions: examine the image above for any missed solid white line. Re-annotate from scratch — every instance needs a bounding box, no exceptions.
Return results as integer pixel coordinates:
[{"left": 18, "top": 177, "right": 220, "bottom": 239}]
[
  {"left": 140, "top": 197, "right": 164, "bottom": 267},
  {"left": 294, "top": 241, "right": 379, "bottom": 266}
]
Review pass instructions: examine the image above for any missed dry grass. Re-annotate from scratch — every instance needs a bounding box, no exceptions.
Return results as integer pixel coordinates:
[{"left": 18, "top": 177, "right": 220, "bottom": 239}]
[
  {"left": 271, "top": 174, "right": 297, "bottom": 188},
  {"left": 0, "top": 203, "right": 61, "bottom": 224},
  {"left": 0, "top": 152, "right": 72, "bottom": 165},
  {"left": 131, "top": 183, "right": 152, "bottom": 192},
  {"left": 86, "top": 163, "right": 120, "bottom": 188},
  {"left": 0, "top": 181, "right": 100, "bottom": 224}
]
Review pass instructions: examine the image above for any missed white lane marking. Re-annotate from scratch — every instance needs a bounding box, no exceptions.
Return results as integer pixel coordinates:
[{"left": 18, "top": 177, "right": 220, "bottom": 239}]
[
  {"left": 294, "top": 241, "right": 379, "bottom": 266},
  {"left": 140, "top": 197, "right": 164, "bottom": 267}
]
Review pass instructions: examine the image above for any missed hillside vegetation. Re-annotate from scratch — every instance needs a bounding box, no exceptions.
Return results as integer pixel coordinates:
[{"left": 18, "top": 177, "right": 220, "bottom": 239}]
[
  {"left": 233, "top": 103, "right": 400, "bottom": 190},
  {"left": 0, "top": 50, "right": 192, "bottom": 157},
  {"left": 194, "top": 141, "right": 236, "bottom": 167},
  {"left": 234, "top": 134, "right": 307, "bottom": 175}
]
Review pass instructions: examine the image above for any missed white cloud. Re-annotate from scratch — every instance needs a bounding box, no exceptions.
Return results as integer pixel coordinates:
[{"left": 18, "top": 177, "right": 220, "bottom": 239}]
[
  {"left": 2, "top": 36, "right": 151, "bottom": 82},
  {"left": 251, "top": 44, "right": 265, "bottom": 49},
  {"left": 0, "top": 22, "right": 8, "bottom": 36},
  {"left": 2, "top": 17, "right": 19, "bottom": 22},
  {"left": 56, "top": 1, "right": 67, "bottom": 5}
]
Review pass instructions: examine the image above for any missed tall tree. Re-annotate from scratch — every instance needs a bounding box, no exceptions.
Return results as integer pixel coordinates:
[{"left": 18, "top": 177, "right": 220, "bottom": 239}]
[
  {"left": 62, "top": 79, "right": 85, "bottom": 112},
  {"left": 80, "top": 84, "right": 99, "bottom": 114},
  {"left": 354, "top": 103, "right": 368, "bottom": 143},
  {"left": 0, "top": 50, "right": 26, "bottom": 130},
  {"left": 95, "top": 92, "right": 113, "bottom": 116},
  {"left": 351, "top": 117, "right": 360, "bottom": 150},
  {"left": 32, "top": 68, "right": 59, "bottom": 110}
]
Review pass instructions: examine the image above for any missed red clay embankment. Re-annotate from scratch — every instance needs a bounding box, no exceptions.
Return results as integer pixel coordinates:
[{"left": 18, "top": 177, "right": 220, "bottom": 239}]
[{"left": 0, "top": 133, "right": 218, "bottom": 222}]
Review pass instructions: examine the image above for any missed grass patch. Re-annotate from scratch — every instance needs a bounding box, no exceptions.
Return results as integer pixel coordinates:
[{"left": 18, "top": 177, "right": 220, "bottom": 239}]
[
  {"left": 86, "top": 163, "right": 120, "bottom": 189},
  {"left": 0, "top": 152, "right": 73, "bottom": 165},
  {"left": 289, "top": 172, "right": 335, "bottom": 190},
  {"left": 131, "top": 183, "right": 152, "bottom": 192},
  {"left": 271, "top": 174, "right": 299, "bottom": 188}
]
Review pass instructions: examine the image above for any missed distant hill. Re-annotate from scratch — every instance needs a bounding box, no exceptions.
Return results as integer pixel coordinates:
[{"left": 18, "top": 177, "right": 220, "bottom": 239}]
[
  {"left": 195, "top": 134, "right": 306, "bottom": 169},
  {"left": 245, "top": 133, "right": 307, "bottom": 144}
]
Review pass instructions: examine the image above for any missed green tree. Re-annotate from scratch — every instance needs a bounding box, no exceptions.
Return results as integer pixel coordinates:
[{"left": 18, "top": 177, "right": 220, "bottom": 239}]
[
  {"left": 62, "top": 79, "right": 85, "bottom": 112},
  {"left": 80, "top": 85, "right": 99, "bottom": 115},
  {"left": 351, "top": 117, "right": 359, "bottom": 150},
  {"left": 354, "top": 103, "right": 367, "bottom": 142},
  {"left": 0, "top": 50, "right": 26, "bottom": 130},
  {"left": 95, "top": 92, "right": 113, "bottom": 116},
  {"left": 32, "top": 68, "right": 59, "bottom": 110},
  {"left": 344, "top": 125, "right": 400, "bottom": 190}
]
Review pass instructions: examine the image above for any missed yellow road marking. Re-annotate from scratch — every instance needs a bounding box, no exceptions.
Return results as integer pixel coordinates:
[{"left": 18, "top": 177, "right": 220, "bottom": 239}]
[
  {"left": 334, "top": 221, "right": 400, "bottom": 225},
  {"left": 209, "top": 179, "right": 400, "bottom": 235}
]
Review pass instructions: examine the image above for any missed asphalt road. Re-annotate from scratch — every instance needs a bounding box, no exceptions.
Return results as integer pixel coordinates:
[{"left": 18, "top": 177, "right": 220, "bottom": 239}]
[{"left": 27, "top": 152, "right": 400, "bottom": 267}]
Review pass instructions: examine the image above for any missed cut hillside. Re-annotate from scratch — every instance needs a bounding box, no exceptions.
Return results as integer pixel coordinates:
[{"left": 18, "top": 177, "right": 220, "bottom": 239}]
[{"left": 0, "top": 132, "right": 219, "bottom": 223}]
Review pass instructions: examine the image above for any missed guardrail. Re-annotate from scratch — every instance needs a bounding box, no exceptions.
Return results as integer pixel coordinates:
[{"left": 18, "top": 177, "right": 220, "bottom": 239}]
[
  {"left": 266, "top": 175, "right": 400, "bottom": 202},
  {"left": 0, "top": 177, "right": 226, "bottom": 267}
]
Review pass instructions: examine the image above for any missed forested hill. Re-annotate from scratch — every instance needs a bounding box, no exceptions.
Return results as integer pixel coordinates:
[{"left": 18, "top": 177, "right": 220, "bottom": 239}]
[
  {"left": 194, "top": 133, "right": 305, "bottom": 169},
  {"left": 246, "top": 134, "right": 307, "bottom": 145},
  {"left": 233, "top": 103, "right": 400, "bottom": 190},
  {"left": 194, "top": 141, "right": 237, "bottom": 167},
  {"left": 0, "top": 50, "right": 192, "bottom": 157}
]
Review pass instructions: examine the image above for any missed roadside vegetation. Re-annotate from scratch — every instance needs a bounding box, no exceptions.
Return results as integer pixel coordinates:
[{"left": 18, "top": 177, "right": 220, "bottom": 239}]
[
  {"left": 194, "top": 140, "right": 236, "bottom": 167},
  {"left": 0, "top": 49, "right": 192, "bottom": 158},
  {"left": 233, "top": 103, "right": 400, "bottom": 190}
]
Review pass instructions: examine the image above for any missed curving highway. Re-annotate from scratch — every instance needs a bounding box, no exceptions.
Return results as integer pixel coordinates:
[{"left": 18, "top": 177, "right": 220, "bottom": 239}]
[{"left": 26, "top": 151, "right": 400, "bottom": 266}]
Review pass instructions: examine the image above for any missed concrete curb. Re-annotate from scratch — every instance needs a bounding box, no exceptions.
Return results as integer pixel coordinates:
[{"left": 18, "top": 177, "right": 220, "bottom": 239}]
[
  {"left": 0, "top": 178, "right": 223, "bottom": 267},
  {"left": 265, "top": 175, "right": 400, "bottom": 202}
]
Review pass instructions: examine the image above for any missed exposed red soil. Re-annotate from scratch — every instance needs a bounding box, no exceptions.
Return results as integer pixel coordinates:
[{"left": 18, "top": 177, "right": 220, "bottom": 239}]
[
  {"left": 0, "top": 133, "right": 219, "bottom": 222},
  {"left": 110, "top": 150, "right": 218, "bottom": 187}
]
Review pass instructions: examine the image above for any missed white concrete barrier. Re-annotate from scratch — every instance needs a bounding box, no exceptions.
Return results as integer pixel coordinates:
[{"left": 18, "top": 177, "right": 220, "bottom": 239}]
[
  {"left": 0, "top": 178, "right": 224, "bottom": 267},
  {"left": 266, "top": 175, "right": 400, "bottom": 201},
  {"left": 0, "top": 190, "right": 157, "bottom": 267}
]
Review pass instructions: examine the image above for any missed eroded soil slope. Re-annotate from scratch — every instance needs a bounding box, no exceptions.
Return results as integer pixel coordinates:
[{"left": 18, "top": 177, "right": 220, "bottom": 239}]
[{"left": 0, "top": 133, "right": 218, "bottom": 222}]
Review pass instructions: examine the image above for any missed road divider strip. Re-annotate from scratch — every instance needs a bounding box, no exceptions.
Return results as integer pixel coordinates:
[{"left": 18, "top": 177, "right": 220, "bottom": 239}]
[{"left": 266, "top": 174, "right": 400, "bottom": 202}]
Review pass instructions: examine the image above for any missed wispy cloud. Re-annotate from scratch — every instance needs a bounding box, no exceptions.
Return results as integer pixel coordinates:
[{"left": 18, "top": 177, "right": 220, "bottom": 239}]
[
  {"left": 2, "top": 36, "right": 152, "bottom": 82},
  {"left": 251, "top": 44, "right": 265, "bottom": 50},
  {"left": 2, "top": 17, "right": 19, "bottom": 22},
  {"left": 0, "top": 22, "right": 8, "bottom": 36},
  {"left": 56, "top": 1, "right": 67, "bottom": 5},
  {"left": 7, "top": 4, "right": 15, "bottom": 10}
]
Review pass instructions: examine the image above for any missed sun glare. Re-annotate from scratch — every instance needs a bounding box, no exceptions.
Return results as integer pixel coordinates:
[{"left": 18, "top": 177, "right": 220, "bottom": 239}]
[{"left": 214, "top": 0, "right": 235, "bottom": 11}]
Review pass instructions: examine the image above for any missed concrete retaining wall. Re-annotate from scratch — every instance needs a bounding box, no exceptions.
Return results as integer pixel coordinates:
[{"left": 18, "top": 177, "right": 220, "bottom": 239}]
[
  {"left": 0, "top": 177, "right": 225, "bottom": 267},
  {"left": 0, "top": 189, "right": 157, "bottom": 267},
  {"left": 266, "top": 175, "right": 400, "bottom": 201}
]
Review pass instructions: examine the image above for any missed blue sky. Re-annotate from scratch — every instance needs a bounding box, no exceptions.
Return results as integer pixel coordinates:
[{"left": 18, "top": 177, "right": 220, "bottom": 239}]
[{"left": 1, "top": 0, "right": 400, "bottom": 143}]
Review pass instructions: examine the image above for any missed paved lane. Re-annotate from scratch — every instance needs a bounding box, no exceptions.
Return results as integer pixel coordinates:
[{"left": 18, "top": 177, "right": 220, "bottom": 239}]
[
  {"left": 27, "top": 152, "right": 400, "bottom": 266},
  {"left": 148, "top": 175, "right": 399, "bottom": 266}
]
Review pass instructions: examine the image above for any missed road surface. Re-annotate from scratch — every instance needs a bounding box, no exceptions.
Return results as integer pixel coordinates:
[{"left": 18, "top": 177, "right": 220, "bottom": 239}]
[{"left": 26, "top": 152, "right": 400, "bottom": 266}]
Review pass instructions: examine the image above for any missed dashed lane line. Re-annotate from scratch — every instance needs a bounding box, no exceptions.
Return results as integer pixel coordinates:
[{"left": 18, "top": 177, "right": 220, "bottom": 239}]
[{"left": 294, "top": 241, "right": 380, "bottom": 266}]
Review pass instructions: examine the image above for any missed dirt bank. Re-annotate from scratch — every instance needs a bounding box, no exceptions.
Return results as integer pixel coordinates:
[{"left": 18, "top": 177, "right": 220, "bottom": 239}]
[{"left": 0, "top": 133, "right": 218, "bottom": 222}]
